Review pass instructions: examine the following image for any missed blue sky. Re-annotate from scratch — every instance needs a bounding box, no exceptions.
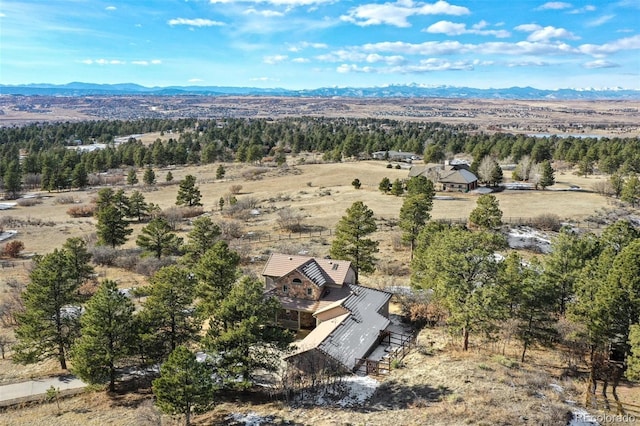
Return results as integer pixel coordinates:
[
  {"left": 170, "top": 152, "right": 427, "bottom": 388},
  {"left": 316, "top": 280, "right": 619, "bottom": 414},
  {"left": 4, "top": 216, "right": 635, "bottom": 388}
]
[{"left": 1, "top": 0, "right": 638, "bottom": 89}]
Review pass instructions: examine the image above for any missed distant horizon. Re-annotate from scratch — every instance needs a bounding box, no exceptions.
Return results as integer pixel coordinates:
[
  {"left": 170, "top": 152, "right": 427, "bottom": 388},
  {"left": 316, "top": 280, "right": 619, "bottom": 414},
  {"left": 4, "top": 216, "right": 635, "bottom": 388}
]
[
  {"left": 3, "top": 81, "right": 639, "bottom": 92},
  {"left": 1, "top": 1, "right": 638, "bottom": 90}
]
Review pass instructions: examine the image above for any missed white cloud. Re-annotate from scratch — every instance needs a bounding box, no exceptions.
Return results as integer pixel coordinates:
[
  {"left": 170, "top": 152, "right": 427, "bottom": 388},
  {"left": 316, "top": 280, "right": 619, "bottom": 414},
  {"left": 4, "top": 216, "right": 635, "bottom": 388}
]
[
  {"left": 569, "top": 5, "right": 596, "bottom": 13},
  {"left": 292, "top": 57, "right": 310, "bottom": 63},
  {"left": 168, "top": 18, "right": 225, "bottom": 27},
  {"left": 337, "top": 64, "right": 375, "bottom": 73},
  {"left": 131, "top": 60, "right": 161, "bottom": 66},
  {"left": 536, "top": 2, "right": 572, "bottom": 10},
  {"left": 263, "top": 54, "right": 288, "bottom": 64},
  {"left": 579, "top": 34, "right": 640, "bottom": 56},
  {"left": 188, "top": 78, "right": 204, "bottom": 83},
  {"left": 0, "top": 13, "right": 5, "bottom": 17},
  {"left": 425, "top": 20, "right": 510, "bottom": 37},
  {"left": 365, "top": 54, "right": 406, "bottom": 65},
  {"left": 211, "top": 0, "right": 332, "bottom": 5},
  {"left": 586, "top": 14, "right": 614, "bottom": 27},
  {"left": 288, "top": 41, "right": 328, "bottom": 52},
  {"left": 105, "top": 6, "right": 116, "bottom": 11},
  {"left": 507, "top": 60, "right": 549, "bottom": 67},
  {"left": 583, "top": 59, "right": 620, "bottom": 69},
  {"left": 88, "top": 59, "right": 125, "bottom": 65},
  {"left": 250, "top": 77, "right": 280, "bottom": 82},
  {"left": 341, "top": 0, "right": 470, "bottom": 28},
  {"left": 515, "top": 24, "right": 578, "bottom": 42},
  {"left": 243, "top": 8, "right": 284, "bottom": 17}
]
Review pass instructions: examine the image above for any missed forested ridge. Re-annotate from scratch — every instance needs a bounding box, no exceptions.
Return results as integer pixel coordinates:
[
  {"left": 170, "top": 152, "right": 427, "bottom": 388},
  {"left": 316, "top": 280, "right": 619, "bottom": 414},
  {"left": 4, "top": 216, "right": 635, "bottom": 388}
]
[{"left": 1, "top": 117, "right": 639, "bottom": 197}]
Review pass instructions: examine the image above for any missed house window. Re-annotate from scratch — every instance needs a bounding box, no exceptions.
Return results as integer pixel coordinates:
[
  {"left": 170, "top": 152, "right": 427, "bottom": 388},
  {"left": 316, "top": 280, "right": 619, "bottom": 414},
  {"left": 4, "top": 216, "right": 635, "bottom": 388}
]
[
  {"left": 283, "top": 285, "right": 289, "bottom": 293},
  {"left": 292, "top": 278, "right": 302, "bottom": 285},
  {"left": 307, "top": 288, "right": 313, "bottom": 296}
]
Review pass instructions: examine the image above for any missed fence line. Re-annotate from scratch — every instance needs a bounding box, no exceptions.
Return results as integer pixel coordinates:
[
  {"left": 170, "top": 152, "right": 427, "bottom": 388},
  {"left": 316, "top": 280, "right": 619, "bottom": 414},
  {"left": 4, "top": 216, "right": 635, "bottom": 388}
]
[{"left": 233, "top": 216, "right": 603, "bottom": 245}]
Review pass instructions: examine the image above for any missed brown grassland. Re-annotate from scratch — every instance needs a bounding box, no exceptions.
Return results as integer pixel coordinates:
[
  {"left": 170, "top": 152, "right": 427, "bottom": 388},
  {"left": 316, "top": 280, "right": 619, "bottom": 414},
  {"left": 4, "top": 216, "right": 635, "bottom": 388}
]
[{"left": 1, "top": 157, "right": 638, "bottom": 424}]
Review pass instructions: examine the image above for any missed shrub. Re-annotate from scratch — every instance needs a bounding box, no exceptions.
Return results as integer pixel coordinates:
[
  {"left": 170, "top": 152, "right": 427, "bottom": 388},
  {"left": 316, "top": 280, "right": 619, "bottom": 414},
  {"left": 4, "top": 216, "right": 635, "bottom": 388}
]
[
  {"left": 386, "top": 163, "right": 393, "bottom": 169},
  {"left": 67, "top": 204, "right": 96, "bottom": 218},
  {"left": 2, "top": 240, "right": 25, "bottom": 258},
  {"left": 395, "top": 164, "right": 401, "bottom": 169},
  {"left": 229, "top": 184, "right": 243, "bottom": 195},
  {"left": 16, "top": 198, "right": 42, "bottom": 207},
  {"left": 276, "top": 207, "right": 305, "bottom": 232},
  {"left": 178, "top": 206, "right": 204, "bottom": 219},
  {"left": 54, "top": 195, "right": 76, "bottom": 205},
  {"left": 135, "top": 256, "right": 174, "bottom": 276},
  {"left": 90, "top": 246, "right": 119, "bottom": 266},
  {"left": 531, "top": 213, "right": 562, "bottom": 231}
]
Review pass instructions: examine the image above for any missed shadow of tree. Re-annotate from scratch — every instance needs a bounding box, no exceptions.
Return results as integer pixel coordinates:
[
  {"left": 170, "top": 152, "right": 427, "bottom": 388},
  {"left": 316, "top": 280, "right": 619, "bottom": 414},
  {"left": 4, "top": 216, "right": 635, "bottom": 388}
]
[{"left": 366, "top": 380, "right": 451, "bottom": 410}]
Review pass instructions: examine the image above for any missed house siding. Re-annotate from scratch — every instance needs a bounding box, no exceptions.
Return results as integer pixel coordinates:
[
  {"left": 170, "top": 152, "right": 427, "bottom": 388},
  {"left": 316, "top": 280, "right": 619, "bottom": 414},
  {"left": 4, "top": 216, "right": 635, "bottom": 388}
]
[{"left": 273, "top": 270, "right": 322, "bottom": 301}]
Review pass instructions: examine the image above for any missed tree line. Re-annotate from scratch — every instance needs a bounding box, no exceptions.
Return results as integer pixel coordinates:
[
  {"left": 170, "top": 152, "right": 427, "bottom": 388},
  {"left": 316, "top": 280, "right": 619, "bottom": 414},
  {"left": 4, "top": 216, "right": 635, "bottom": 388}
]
[{"left": 1, "top": 117, "right": 639, "bottom": 198}]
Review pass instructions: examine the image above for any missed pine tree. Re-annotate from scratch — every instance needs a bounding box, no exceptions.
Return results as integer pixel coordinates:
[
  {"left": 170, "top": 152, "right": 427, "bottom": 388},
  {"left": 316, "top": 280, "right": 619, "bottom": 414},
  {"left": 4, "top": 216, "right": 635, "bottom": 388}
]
[
  {"left": 329, "top": 201, "right": 379, "bottom": 283},
  {"left": 126, "top": 169, "right": 138, "bottom": 186},
  {"left": 405, "top": 175, "right": 435, "bottom": 198},
  {"left": 166, "top": 171, "right": 174, "bottom": 182},
  {"left": 412, "top": 227, "right": 506, "bottom": 351},
  {"left": 204, "top": 276, "right": 293, "bottom": 388},
  {"left": 490, "top": 162, "right": 504, "bottom": 186},
  {"left": 143, "top": 167, "right": 156, "bottom": 186},
  {"left": 378, "top": 177, "right": 391, "bottom": 194},
  {"left": 194, "top": 241, "right": 240, "bottom": 315},
  {"left": 127, "top": 190, "right": 150, "bottom": 221},
  {"left": 539, "top": 160, "right": 555, "bottom": 190},
  {"left": 71, "top": 163, "right": 88, "bottom": 189},
  {"left": 62, "top": 237, "right": 94, "bottom": 288},
  {"left": 152, "top": 346, "right": 215, "bottom": 426},
  {"left": 13, "top": 250, "right": 81, "bottom": 369},
  {"left": 182, "top": 216, "right": 221, "bottom": 266},
  {"left": 390, "top": 178, "right": 404, "bottom": 196},
  {"left": 138, "top": 266, "right": 200, "bottom": 363},
  {"left": 136, "top": 217, "right": 183, "bottom": 259},
  {"left": 627, "top": 324, "right": 640, "bottom": 381},
  {"left": 216, "top": 165, "right": 225, "bottom": 180},
  {"left": 176, "top": 175, "right": 202, "bottom": 207},
  {"left": 3, "top": 160, "right": 22, "bottom": 200},
  {"left": 71, "top": 280, "right": 135, "bottom": 392},
  {"left": 621, "top": 174, "right": 640, "bottom": 207},
  {"left": 351, "top": 178, "right": 361, "bottom": 189},
  {"left": 97, "top": 204, "right": 132, "bottom": 248},
  {"left": 469, "top": 194, "right": 503, "bottom": 230},
  {"left": 399, "top": 194, "right": 433, "bottom": 259}
]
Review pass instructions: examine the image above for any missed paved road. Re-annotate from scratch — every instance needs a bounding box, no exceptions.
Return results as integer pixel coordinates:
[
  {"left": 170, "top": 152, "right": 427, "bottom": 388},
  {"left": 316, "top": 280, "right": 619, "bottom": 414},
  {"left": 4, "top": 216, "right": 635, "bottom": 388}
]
[{"left": 0, "top": 375, "right": 86, "bottom": 406}]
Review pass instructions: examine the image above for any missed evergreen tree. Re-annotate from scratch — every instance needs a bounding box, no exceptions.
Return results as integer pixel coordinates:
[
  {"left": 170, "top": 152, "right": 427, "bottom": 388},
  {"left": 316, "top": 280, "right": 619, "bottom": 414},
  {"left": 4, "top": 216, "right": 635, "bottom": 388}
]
[
  {"left": 127, "top": 190, "right": 150, "bottom": 221},
  {"left": 182, "top": 216, "right": 221, "bottom": 266},
  {"left": 329, "top": 201, "right": 379, "bottom": 283},
  {"left": 378, "top": 177, "right": 391, "bottom": 193},
  {"left": 610, "top": 173, "right": 625, "bottom": 198},
  {"left": 539, "top": 160, "right": 555, "bottom": 189},
  {"left": 351, "top": 178, "right": 361, "bottom": 189},
  {"left": 96, "top": 204, "right": 132, "bottom": 248},
  {"left": 166, "top": 171, "right": 174, "bottom": 183},
  {"left": 399, "top": 194, "right": 433, "bottom": 259},
  {"left": 469, "top": 194, "right": 503, "bottom": 230},
  {"left": 62, "top": 237, "right": 94, "bottom": 288},
  {"left": 406, "top": 175, "right": 435, "bottom": 198},
  {"left": 152, "top": 346, "right": 215, "bottom": 426},
  {"left": 627, "top": 324, "right": 640, "bottom": 381},
  {"left": 71, "top": 163, "right": 88, "bottom": 189},
  {"left": 412, "top": 227, "right": 506, "bottom": 351},
  {"left": 204, "top": 276, "right": 292, "bottom": 388},
  {"left": 391, "top": 178, "right": 404, "bottom": 196},
  {"left": 71, "top": 280, "right": 135, "bottom": 392},
  {"left": 490, "top": 162, "right": 504, "bottom": 186},
  {"left": 194, "top": 241, "right": 240, "bottom": 315},
  {"left": 3, "top": 160, "right": 22, "bottom": 199},
  {"left": 509, "top": 258, "right": 558, "bottom": 362},
  {"left": 216, "top": 165, "right": 225, "bottom": 180},
  {"left": 126, "top": 169, "right": 138, "bottom": 186},
  {"left": 621, "top": 174, "right": 640, "bottom": 207},
  {"left": 13, "top": 250, "right": 81, "bottom": 369},
  {"left": 143, "top": 167, "right": 156, "bottom": 186},
  {"left": 176, "top": 175, "right": 202, "bottom": 207},
  {"left": 138, "top": 266, "right": 200, "bottom": 363},
  {"left": 136, "top": 217, "right": 183, "bottom": 259}
]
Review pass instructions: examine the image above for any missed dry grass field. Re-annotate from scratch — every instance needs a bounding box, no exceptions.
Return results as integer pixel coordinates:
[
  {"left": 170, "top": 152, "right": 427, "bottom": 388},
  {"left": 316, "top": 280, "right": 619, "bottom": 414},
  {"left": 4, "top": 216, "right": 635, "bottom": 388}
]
[{"left": 1, "top": 156, "right": 638, "bottom": 425}]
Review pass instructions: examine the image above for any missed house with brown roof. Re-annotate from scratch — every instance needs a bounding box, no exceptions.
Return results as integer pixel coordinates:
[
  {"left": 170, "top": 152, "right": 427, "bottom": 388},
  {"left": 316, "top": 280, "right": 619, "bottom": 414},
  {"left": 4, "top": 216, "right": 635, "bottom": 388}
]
[
  {"left": 262, "top": 253, "right": 393, "bottom": 373},
  {"left": 409, "top": 161, "right": 479, "bottom": 192}
]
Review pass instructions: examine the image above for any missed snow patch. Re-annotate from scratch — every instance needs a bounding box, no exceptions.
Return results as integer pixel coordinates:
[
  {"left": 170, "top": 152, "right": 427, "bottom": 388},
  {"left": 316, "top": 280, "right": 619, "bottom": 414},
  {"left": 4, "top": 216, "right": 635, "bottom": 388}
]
[
  {"left": 297, "top": 375, "right": 380, "bottom": 408},
  {"left": 0, "top": 230, "right": 18, "bottom": 242},
  {"left": 226, "top": 412, "right": 275, "bottom": 426},
  {"left": 507, "top": 227, "right": 552, "bottom": 253}
]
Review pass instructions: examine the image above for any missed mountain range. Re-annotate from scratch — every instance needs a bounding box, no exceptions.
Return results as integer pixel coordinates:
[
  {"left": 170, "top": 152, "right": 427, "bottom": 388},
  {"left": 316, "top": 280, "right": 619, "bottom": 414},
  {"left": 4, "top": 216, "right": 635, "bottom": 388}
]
[{"left": 1, "top": 82, "right": 639, "bottom": 100}]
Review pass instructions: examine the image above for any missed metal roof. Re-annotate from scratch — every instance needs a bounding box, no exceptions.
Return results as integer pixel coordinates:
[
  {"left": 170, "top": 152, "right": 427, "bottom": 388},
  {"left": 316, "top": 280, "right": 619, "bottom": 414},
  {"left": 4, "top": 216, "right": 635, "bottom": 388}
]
[{"left": 262, "top": 253, "right": 353, "bottom": 285}]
